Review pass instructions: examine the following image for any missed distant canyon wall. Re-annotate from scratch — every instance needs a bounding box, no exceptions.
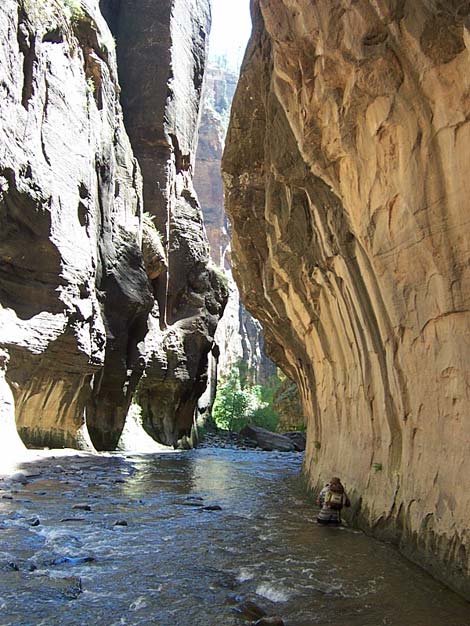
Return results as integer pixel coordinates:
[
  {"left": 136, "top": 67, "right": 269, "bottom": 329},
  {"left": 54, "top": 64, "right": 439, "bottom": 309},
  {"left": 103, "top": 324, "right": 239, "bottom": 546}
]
[
  {"left": 223, "top": 0, "right": 470, "bottom": 597},
  {"left": 0, "top": 0, "right": 225, "bottom": 452},
  {"left": 194, "top": 65, "right": 276, "bottom": 391}
]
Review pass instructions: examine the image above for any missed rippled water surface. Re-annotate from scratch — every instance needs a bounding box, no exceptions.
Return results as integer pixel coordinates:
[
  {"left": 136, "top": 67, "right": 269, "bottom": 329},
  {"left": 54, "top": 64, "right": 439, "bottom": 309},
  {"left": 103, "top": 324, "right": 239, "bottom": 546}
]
[{"left": 0, "top": 448, "right": 469, "bottom": 625}]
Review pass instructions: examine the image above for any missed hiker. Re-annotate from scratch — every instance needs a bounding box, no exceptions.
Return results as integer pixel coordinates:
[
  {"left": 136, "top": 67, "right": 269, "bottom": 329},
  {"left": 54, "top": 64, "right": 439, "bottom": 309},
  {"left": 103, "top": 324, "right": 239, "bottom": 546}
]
[{"left": 316, "top": 476, "right": 350, "bottom": 525}]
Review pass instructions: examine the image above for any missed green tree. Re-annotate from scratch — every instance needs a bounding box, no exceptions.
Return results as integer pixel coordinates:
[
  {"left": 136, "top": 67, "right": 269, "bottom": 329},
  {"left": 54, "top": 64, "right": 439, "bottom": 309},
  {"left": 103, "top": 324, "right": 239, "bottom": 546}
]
[
  {"left": 212, "top": 367, "right": 251, "bottom": 432},
  {"left": 212, "top": 362, "right": 281, "bottom": 433}
]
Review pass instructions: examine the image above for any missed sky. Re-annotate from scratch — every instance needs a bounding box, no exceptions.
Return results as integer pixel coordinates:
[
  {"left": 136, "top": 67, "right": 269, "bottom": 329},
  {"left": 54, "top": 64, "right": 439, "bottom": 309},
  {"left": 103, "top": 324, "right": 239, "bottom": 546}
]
[{"left": 208, "top": 0, "right": 252, "bottom": 71}]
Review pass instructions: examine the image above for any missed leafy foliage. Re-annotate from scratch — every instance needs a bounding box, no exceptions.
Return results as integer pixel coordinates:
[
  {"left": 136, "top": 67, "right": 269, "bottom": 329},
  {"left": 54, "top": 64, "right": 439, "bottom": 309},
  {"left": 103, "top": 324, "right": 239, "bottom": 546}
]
[
  {"left": 63, "top": 0, "right": 85, "bottom": 23},
  {"left": 212, "top": 361, "right": 280, "bottom": 432}
]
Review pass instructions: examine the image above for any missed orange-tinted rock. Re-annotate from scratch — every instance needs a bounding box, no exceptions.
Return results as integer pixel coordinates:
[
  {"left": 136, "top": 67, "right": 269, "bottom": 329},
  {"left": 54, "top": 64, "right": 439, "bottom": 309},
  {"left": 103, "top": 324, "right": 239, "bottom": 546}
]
[{"left": 223, "top": 0, "right": 470, "bottom": 597}]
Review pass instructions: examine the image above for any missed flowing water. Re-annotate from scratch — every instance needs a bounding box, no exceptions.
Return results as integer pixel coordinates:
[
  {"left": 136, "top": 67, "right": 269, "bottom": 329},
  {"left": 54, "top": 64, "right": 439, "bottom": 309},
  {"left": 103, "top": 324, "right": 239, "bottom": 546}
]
[{"left": 0, "top": 448, "right": 469, "bottom": 626}]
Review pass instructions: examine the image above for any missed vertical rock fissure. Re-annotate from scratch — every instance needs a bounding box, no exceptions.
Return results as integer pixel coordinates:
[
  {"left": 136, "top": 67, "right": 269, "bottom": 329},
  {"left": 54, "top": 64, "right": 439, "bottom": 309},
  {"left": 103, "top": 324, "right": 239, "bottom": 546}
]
[{"left": 17, "top": 7, "right": 36, "bottom": 110}]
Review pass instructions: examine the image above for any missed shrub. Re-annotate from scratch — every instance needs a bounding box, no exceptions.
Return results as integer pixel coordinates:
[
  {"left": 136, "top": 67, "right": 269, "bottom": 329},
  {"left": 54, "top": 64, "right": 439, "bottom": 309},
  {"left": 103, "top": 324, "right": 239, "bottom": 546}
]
[
  {"left": 208, "top": 261, "right": 229, "bottom": 289},
  {"left": 63, "top": 0, "right": 85, "bottom": 23},
  {"left": 212, "top": 361, "right": 280, "bottom": 433}
]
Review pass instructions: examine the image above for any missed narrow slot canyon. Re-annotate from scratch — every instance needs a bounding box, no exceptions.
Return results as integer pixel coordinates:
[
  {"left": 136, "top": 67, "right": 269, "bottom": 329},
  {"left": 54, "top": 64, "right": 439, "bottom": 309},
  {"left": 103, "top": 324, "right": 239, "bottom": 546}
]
[{"left": 1, "top": 1, "right": 470, "bottom": 624}]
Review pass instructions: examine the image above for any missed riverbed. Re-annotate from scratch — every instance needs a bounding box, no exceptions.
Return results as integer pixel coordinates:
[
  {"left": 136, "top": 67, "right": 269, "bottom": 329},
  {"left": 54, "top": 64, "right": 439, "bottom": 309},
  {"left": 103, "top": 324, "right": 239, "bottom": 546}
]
[{"left": 0, "top": 448, "right": 469, "bottom": 625}]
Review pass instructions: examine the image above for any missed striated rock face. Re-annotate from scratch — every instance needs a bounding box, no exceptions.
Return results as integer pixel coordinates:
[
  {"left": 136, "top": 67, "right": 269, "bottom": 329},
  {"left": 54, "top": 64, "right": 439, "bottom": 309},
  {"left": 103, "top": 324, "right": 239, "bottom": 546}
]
[
  {"left": 0, "top": 0, "right": 225, "bottom": 452},
  {"left": 223, "top": 0, "right": 470, "bottom": 597}
]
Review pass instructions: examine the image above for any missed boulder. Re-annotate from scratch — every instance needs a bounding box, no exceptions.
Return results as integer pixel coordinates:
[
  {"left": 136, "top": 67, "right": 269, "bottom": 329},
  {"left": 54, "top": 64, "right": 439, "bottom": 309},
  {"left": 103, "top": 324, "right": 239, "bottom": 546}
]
[
  {"left": 282, "top": 431, "right": 306, "bottom": 452},
  {"left": 240, "top": 426, "right": 295, "bottom": 452},
  {"left": 233, "top": 599, "right": 266, "bottom": 620}
]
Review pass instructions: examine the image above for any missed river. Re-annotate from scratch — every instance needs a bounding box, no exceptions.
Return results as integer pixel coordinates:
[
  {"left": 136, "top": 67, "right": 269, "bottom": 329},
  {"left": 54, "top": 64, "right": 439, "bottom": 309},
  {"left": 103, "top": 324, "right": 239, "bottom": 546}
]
[{"left": 0, "top": 448, "right": 469, "bottom": 625}]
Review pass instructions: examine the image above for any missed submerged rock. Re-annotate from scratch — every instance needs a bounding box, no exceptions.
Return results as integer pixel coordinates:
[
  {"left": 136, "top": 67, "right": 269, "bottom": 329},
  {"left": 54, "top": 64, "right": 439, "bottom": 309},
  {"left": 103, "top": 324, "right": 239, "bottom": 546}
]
[
  {"left": 51, "top": 556, "right": 95, "bottom": 566},
  {"left": 73, "top": 504, "right": 92, "bottom": 512}
]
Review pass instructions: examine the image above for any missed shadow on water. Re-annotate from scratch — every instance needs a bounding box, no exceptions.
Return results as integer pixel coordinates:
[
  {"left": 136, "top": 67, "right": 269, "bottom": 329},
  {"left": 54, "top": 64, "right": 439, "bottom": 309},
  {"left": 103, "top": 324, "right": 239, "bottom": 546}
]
[{"left": 0, "top": 448, "right": 469, "bottom": 626}]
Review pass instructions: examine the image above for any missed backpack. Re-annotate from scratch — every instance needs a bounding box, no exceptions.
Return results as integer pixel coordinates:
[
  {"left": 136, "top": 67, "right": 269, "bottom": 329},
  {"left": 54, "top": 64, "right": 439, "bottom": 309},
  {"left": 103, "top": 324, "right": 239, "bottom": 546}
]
[{"left": 325, "top": 490, "right": 343, "bottom": 510}]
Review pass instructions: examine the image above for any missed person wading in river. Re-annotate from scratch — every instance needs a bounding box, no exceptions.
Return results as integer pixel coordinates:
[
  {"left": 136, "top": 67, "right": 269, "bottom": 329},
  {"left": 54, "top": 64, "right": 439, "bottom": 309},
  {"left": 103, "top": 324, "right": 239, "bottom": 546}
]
[{"left": 316, "top": 476, "right": 350, "bottom": 525}]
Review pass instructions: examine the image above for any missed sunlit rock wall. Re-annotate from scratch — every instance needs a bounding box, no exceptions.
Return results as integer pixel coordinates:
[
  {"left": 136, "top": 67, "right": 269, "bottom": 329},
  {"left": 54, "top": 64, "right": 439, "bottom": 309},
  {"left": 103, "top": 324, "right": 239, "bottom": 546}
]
[
  {"left": 0, "top": 0, "right": 225, "bottom": 452},
  {"left": 223, "top": 0, "right": 470, "bottom": 597}
]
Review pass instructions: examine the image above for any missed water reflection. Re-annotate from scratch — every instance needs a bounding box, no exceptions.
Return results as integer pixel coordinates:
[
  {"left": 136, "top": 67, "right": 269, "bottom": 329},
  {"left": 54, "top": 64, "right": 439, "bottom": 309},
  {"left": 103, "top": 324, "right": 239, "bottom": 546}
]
[{"left": 0, "top": 448, "right": 468, "bottom": 626}]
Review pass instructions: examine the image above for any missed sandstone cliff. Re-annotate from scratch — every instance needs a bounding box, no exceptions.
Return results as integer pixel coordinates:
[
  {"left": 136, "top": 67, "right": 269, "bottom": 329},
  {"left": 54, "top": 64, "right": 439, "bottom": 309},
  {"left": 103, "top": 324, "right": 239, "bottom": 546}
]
[
  {"left": 0, "top": 0, "right": 225, "bottom": 452},
  {"left": 223, "top": 0, "right": 470, "bottom": 597}
]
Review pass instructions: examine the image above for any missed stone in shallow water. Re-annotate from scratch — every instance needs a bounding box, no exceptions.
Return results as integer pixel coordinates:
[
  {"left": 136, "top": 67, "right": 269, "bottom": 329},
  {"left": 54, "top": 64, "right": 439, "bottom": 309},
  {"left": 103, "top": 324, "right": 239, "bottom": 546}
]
[
  {"left": 233, "top": 599, "right": 267, "bottom": 620},
  {"left": 254, "top": 618, "right": 285, "bottom": 626},
  {"left": 240, "top": 426, "right": 296, "bottom": 452},
  {"left": 282, "top": 431, "right": 306, "bottom": 451},
  {"left": 73, "top": 504, "right": 92, "bottom": 511},
  {"left": 51, "top": 556, "right": 95, "bottom": 566}
]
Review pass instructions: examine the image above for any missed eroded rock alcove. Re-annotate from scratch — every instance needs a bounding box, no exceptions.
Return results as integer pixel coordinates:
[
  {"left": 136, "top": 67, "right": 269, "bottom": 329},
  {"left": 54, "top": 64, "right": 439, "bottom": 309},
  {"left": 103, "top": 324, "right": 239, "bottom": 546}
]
[{"left": 223, "top": 0, "right": 470, "bottom": 598}]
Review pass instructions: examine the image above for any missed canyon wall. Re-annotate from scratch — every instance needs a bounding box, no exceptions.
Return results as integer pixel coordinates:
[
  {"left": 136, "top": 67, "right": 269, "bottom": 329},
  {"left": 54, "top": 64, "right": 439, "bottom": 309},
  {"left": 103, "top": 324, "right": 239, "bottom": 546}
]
[
  {"left": 223, "top": 0, "right": 470, "bottom": 597},
  {"left": 101, "top": 0, "right": 227, "bottom": 447},
  {"left": 194, "top": 64, "right": 276, "bottom": 391},
  {"left": 0, "top": 0, "right": 225, "bottom": 452}
]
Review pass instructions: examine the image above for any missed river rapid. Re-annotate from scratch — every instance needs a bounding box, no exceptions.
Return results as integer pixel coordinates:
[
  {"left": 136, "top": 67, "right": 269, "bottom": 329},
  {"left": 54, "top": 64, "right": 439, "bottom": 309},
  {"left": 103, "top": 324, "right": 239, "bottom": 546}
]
[{"left": 0, "top": 448, "right": 469, "bottom": 626}]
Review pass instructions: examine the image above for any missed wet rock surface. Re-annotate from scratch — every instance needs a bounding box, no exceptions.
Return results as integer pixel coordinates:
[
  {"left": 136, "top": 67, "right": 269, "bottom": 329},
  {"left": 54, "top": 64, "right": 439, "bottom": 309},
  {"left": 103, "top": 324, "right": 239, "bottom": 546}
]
[
  {"left": 223, "top": 0, "right": 470, "bottom": 597},
  {"left": 254, "top": 618, "right": 285, "bottom": 626},
  {"left": 0, "top": 449, "right": 469, "bottom": 626}
]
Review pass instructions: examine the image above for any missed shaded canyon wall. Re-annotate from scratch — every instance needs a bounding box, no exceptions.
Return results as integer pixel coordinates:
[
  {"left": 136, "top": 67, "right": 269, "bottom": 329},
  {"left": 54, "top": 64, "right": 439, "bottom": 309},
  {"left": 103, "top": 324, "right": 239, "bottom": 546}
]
[
  {"left": 0, "top": 0, "right": 225, "bottom": 452},
  {"left": 223, "top": 0, "right": 470, "bottom": 597},
  {"left": 100, "top": 0, "right": 227, "bottom": 447}
]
